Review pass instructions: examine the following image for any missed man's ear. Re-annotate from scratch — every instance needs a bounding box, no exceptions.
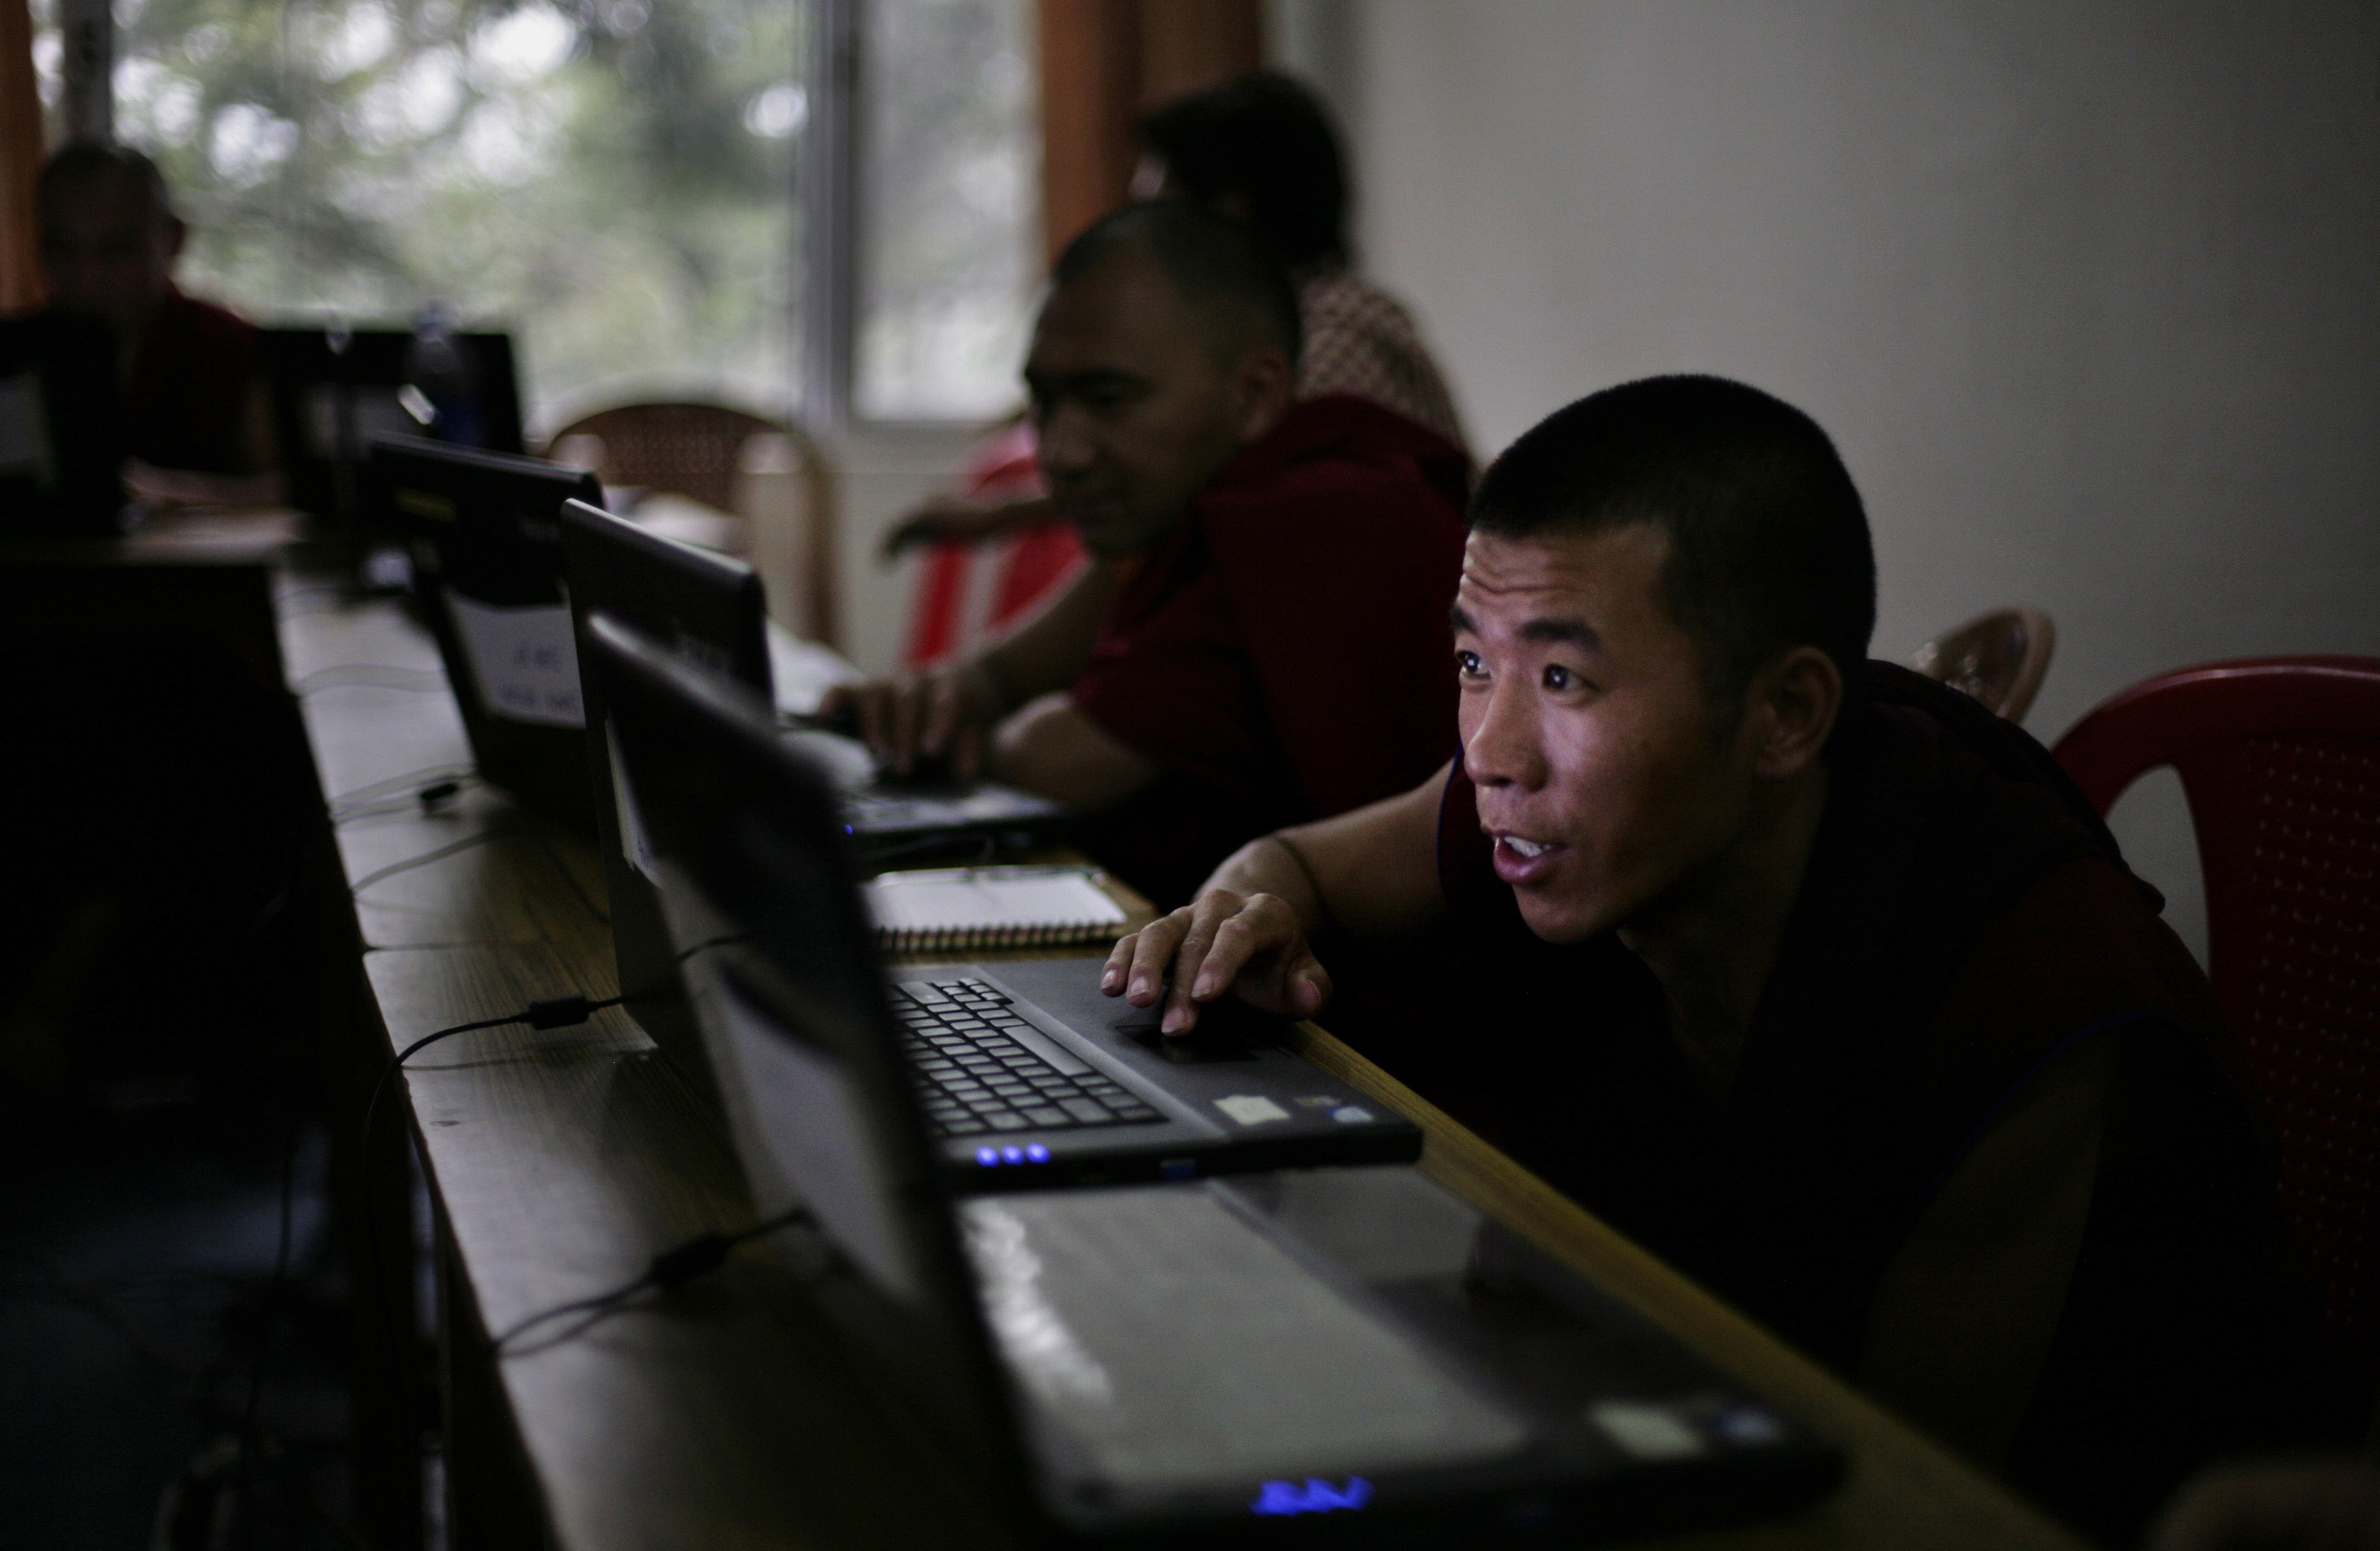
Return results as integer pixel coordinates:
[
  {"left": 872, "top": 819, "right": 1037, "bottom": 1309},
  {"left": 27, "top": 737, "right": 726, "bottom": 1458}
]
[
  {"left": 1747, "top": 645, "right": 1843, "bottom": 780},
  {"left": 1229, "top": 343, "right": 1295, "bottom": 445}
]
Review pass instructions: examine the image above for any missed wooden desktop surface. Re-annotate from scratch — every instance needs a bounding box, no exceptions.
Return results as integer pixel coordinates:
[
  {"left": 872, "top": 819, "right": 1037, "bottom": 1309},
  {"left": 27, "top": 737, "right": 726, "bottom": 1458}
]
[{"left": 279, "top": 573, "right": 2086, "bottom": 1551}]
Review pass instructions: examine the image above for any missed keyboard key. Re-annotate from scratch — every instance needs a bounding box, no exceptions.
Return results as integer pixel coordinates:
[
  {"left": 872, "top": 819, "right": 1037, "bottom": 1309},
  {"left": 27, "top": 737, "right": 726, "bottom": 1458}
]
[
  {"left": 1059, "top": 1098, "right": 1114, "bottom": 1124},
  {"left": 1021, "top": 1106, "right": 1070, "bottom": 1128},
  {"left": 986, "top": 1114, "right": 1030, "bottom": 1131},
  {"left": 945, "top": 1121, "right": 987, "bottom": 1135}
]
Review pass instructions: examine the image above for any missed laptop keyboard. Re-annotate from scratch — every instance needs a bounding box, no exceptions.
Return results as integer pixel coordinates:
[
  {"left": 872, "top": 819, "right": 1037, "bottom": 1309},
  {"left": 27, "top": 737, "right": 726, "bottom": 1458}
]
[{"left": 892, "top": 977, "right": 1164, "bottom": 1138}]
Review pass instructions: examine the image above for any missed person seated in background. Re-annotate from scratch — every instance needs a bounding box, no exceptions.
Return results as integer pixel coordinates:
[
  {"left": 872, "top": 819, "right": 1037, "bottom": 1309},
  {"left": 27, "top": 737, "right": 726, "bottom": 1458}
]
[
  {"left": 827, "top": 202, "right": 1469, "bottom": 907},
  {"left": 883, "top": 68, "right": 1463, "bottom": 557},
  {"left": 1104, "top": 374, "right": 2365, "bottom": 1543},
  {"left": 38, "top": 142, "right": 281, "bottom": 511}
]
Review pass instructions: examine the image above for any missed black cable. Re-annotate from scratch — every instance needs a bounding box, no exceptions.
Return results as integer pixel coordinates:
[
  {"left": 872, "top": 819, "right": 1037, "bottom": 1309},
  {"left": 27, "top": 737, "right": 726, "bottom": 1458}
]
[
  {"left": 490, "top": 1203, "right": 813, "bottom": 1355},
  {"left": 359, "top": 993, "right": 625, "bottom": 1177},
  {"left": 346, "top": 826, "right": 510, "bottom": 895},
  {"left": 290, "top": 665, "right": 449, "bottom": 695},
  {"left": 325, "top": 762, "right": 478, "bottom": 813}
]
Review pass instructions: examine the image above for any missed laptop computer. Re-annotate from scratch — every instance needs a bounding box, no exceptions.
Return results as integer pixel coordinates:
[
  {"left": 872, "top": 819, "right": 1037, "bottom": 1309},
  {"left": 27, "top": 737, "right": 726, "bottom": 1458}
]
[
  {"left": 557, "top": 496, "right": 1062, "bottom": 851},
  {"left": 0, "top": 313, "right": 127, "bottom": 535},
  {"left": 368, "top": 433, "right": 602, "bottom": 826},
  {"left": 593, "top": 609, "right": 1844, "bottom": 1542},
  {"left": 260, "top": 326, "right": 524, "bottom": 569},
  {"left": 587, "top": 609, "right": 1428, "bottom": 1188}
]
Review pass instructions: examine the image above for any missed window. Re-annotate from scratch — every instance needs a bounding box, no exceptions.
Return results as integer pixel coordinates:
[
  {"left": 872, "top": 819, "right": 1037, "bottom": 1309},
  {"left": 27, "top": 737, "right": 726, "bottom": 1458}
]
[
  {"left": 31, "top": 0, "right": 1042, "bottom": 432},
  {"left": 850, "top": 0, "right": 1037, "bottom": 423}
]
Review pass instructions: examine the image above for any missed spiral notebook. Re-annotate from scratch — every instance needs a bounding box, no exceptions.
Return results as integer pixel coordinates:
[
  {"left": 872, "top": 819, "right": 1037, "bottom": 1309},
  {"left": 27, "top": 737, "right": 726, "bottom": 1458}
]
[{"left": 863, "top": 865, "right": 1131, "bottom": 953}]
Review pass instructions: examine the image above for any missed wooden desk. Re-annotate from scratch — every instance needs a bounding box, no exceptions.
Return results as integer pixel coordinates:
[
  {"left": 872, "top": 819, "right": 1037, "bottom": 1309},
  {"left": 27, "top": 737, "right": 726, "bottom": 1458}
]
[{"left": 282, "top": 580, "right": 2084, "bottom": 1551}]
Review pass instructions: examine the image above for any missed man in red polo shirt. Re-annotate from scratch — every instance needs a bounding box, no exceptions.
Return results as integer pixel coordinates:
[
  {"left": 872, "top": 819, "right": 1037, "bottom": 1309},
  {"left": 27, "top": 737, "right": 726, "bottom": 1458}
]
[
  {"left": 832, "top": 202, "right": 1467, "bottom": 905},
  {"left": 38, "top": 142, "right": 280, "bottom": 509}
]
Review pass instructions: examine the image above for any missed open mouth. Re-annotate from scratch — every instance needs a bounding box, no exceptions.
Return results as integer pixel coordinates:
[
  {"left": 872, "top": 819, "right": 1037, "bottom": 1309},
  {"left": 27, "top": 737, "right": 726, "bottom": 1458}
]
[{"left": 1490, "top": 831, "right": 1567, "bottom": 884}]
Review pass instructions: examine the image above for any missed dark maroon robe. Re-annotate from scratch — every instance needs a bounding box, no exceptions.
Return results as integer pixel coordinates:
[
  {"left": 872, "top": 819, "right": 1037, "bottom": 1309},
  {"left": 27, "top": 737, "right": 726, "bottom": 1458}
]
[
  {"left": 1431, "top": 662, "right": 2364, "bottom": 1544},
  {"left": 124, "top": 284, "right": 262, "bottom": 476},
  {"left": 1069, "top": 393, "right": 1468, "bottom": 907}
]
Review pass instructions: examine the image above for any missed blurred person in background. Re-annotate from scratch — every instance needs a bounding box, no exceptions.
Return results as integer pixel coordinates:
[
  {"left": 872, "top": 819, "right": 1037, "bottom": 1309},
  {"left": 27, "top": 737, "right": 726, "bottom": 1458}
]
[
  {"left": 38, "top": 142, "right": 281, "bottom": 512},
  {"left": 883, "top": 68, "right": 1464, "bottom": 559}
]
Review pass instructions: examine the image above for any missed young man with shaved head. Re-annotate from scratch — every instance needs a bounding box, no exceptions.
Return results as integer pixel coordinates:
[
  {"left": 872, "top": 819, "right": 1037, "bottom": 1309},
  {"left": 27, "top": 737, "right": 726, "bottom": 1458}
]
[
  {"left": 831, "top": 202, "right": 1467, "bottom": 905},
  {"left": 1103, "top": 376, "right": 2359, "bottom": 1543}
]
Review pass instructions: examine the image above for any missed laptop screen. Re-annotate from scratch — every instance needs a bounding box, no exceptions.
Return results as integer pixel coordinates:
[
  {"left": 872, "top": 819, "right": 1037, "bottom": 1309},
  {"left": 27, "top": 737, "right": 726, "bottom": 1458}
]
[
  {"left": 0, "top": 313, "right": 125, "bottom": 534},
  {"left": 260, "top": 327, "right": 524, "bottom": 537},
  {"left": 368, "top": 434, "right": 602, "bottom": 825}
]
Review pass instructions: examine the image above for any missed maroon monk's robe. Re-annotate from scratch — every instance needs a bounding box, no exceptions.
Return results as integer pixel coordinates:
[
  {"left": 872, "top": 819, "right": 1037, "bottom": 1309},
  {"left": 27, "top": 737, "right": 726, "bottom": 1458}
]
[
  {"left": 1068, "top": 393, "right": 1468, "bottom": 907},
  {"left": 1432, "top": 662, "right": 2364, "bottom": 1546},
  {"left": 124, "top": 284, "right": 262, "bottom": 476}
]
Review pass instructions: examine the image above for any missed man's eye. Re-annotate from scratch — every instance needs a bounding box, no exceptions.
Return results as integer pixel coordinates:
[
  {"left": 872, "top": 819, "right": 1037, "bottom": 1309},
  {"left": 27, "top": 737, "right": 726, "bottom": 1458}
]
[
  {"left": 1455, "top": 650, "right": 1485, "bottom": 679},
  {"left": 1543, "top": 664, "right": 1577, "bottom": 691}
]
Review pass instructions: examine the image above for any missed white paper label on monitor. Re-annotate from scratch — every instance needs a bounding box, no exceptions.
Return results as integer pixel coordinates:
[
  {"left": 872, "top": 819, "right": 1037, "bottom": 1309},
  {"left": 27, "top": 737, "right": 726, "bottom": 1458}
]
[
  {"left": 714, "top": 974, "right": 926, "bottom": 1306},
  {"left": 447, "top": 594, "right": 584, "bottom": 727},
  {"left": 0, "top": 372, "right": 52, "bottom": 482},
  {"left": 604, "top": 719, "right": 663, "bottom": 886}
]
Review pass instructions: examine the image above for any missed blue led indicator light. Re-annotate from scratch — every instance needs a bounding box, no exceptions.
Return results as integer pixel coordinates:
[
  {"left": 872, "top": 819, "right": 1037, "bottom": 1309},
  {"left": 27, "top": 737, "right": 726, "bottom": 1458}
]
[
  {"left": 975, "top": 1147, "right": 1000, "bottom": 1166},
  {"left": 1001, "top": 1145, "right": 1025, "bottom": 1164},
  {"left": 1025, "top": 1144, "right": 1051, "bottom": 1163},
  {"left": 1251, "top": 1477, "right": 1373, "bottom": 1517}
]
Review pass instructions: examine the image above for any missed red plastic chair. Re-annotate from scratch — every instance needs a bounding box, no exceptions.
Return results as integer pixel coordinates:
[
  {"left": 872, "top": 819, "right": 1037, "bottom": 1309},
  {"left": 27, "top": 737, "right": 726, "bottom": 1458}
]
[
  {"left": 902, "top": 422, "right": 1086, "bottom": 670},
  {"left": 2054, "top": 657, "right": 2380, "bottom": 1351}
]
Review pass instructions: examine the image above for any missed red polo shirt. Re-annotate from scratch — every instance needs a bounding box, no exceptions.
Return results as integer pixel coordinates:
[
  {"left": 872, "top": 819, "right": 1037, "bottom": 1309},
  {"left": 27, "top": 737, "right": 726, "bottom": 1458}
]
[{"left": 1067, "top": 393, "right": 1470, "bottom": 906}]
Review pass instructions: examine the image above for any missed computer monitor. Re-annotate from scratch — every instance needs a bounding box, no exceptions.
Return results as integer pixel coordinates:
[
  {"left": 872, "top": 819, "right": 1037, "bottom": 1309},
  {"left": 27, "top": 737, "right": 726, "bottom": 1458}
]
[
  {"left": 260, "top": 327, "right": 524, "bottom": 542},
  {"left": 369, "top": 434, "right": 602, "bottom": 826},
  {"left": 0, "top": 313, "right": 127, "bottom": 535}
]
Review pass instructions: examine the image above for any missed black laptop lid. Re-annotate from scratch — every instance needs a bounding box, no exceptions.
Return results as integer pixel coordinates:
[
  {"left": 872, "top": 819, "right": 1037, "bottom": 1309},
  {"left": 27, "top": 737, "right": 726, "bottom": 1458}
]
[
  {"left": 0, "top": 313, "right": 126, "bottom": 534},
  {"left": 559, "top": 497, "right": 774, "bottom": 1103},
  {"left": 260, "top": 327, "right": 523, "bottom": 536},
  {"left": 367, "top": 434, "right": 600, "bottom": 825},
  {"left": 587, "top": 611, "right": 1028, "bottom": 1499}
]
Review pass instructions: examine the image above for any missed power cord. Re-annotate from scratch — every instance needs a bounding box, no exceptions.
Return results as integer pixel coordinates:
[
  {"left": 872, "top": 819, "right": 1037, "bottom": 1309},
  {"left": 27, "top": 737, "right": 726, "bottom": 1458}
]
[
  {"left": 490, "top": 1203, "right": 813, "bottom": 1356},
  {"left": 359, "top": 993, "right": 626, "bottom": 1176}
]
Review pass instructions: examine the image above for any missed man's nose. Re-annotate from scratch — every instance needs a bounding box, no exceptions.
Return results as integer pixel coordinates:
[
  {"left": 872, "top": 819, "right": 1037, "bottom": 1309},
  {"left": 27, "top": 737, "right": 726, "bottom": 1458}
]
[
  {"left": 1462, "top": 676, "right": 1545, "bottom": 790},
  {"left": 1036, "top": 405, "right": 1097, "bottom": 479}
]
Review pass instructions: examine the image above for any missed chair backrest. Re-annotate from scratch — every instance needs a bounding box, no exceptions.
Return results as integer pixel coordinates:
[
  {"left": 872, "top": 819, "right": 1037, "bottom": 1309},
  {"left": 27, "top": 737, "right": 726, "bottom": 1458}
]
[
  {"left": 545, "top": 401, "right": 839, "bottom": 649},
  {"left": 902, "top": 422, "right": 1086, "bottom": 670},
  {"left": 2053, "top": 656, "right": 2380, "bottom": 1351},
  {"left": 1908, "top": 607, "right": 2057, "bottom": 723}
]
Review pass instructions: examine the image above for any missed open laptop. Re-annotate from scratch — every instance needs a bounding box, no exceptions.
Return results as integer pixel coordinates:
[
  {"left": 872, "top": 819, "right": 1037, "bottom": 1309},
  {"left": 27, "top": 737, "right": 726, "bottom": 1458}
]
[
  {"left": 560, "top": 495, "right": 1076, "bottom": 1105},
  {"left": 558, "top": 496, "right": 1063, "bottom": 851},
  {"left": 588, "top": 610, "right": 1426, "bottom": 1188},
  {"left": 368, "top": 434, "right": 602, "bottom": 826},
  {"left": 0, "top": 313, "right": 127, "bottom": 535},
  {"left": 260, "top": 327, "right": 523, "bottom": 565},
  {"left": 594, "top": 609, "right": 1844, "bottom": 1542}
]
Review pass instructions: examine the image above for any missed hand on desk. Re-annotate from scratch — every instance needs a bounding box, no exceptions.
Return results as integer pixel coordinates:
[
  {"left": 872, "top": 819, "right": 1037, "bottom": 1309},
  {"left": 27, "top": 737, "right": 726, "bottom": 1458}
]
[
  {"left": 1102, "top": 889, "right": 1332, "bottom": 1037},
  {"left": 817, "top": 661, "right": 1005, "bottom": 782}
]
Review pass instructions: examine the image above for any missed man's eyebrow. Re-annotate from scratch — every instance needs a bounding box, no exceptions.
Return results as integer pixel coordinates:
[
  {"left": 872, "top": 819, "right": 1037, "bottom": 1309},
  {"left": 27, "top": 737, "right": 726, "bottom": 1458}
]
[
  {"left": 1025, "top": 367, "right": 1145, "bottom": 396},
  {"left": 1449, "top": 601, "right": 1602, "bottom": 650},
  {"left": 1520, "top": 617, "right": 1601, "bottom": 649}
]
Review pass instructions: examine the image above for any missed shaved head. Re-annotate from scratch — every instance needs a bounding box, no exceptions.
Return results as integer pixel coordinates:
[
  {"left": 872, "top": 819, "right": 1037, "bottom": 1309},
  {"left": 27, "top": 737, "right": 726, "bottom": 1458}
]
[{"left": 1050, "top": 200, "right": 1301, "bottom": 368}]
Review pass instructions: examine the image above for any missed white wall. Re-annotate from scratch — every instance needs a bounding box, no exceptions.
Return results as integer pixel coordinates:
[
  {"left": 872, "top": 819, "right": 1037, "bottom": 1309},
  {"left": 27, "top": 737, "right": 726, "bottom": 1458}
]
[{"left": 1280, "top": 0, "right": 2380, "bottom": 962}]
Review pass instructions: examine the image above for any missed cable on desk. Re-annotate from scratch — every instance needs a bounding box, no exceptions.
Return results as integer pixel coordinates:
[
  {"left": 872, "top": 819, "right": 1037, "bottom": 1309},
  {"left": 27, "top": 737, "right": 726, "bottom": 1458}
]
[
  {"left": 326, "top": 762, "right": 478, "bottom": 812},
  {"left": 490, "top": 1203, "right": 814, "bottom": 1357},
  {"left": 289, "top": 664, "right": 450, "bottom": 696},
  {"left": 345, "top": 826, "right": 511, "bottom": 895},
  {"left": 360, "top": 993, "right": 627, "bottom": 1179}
]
